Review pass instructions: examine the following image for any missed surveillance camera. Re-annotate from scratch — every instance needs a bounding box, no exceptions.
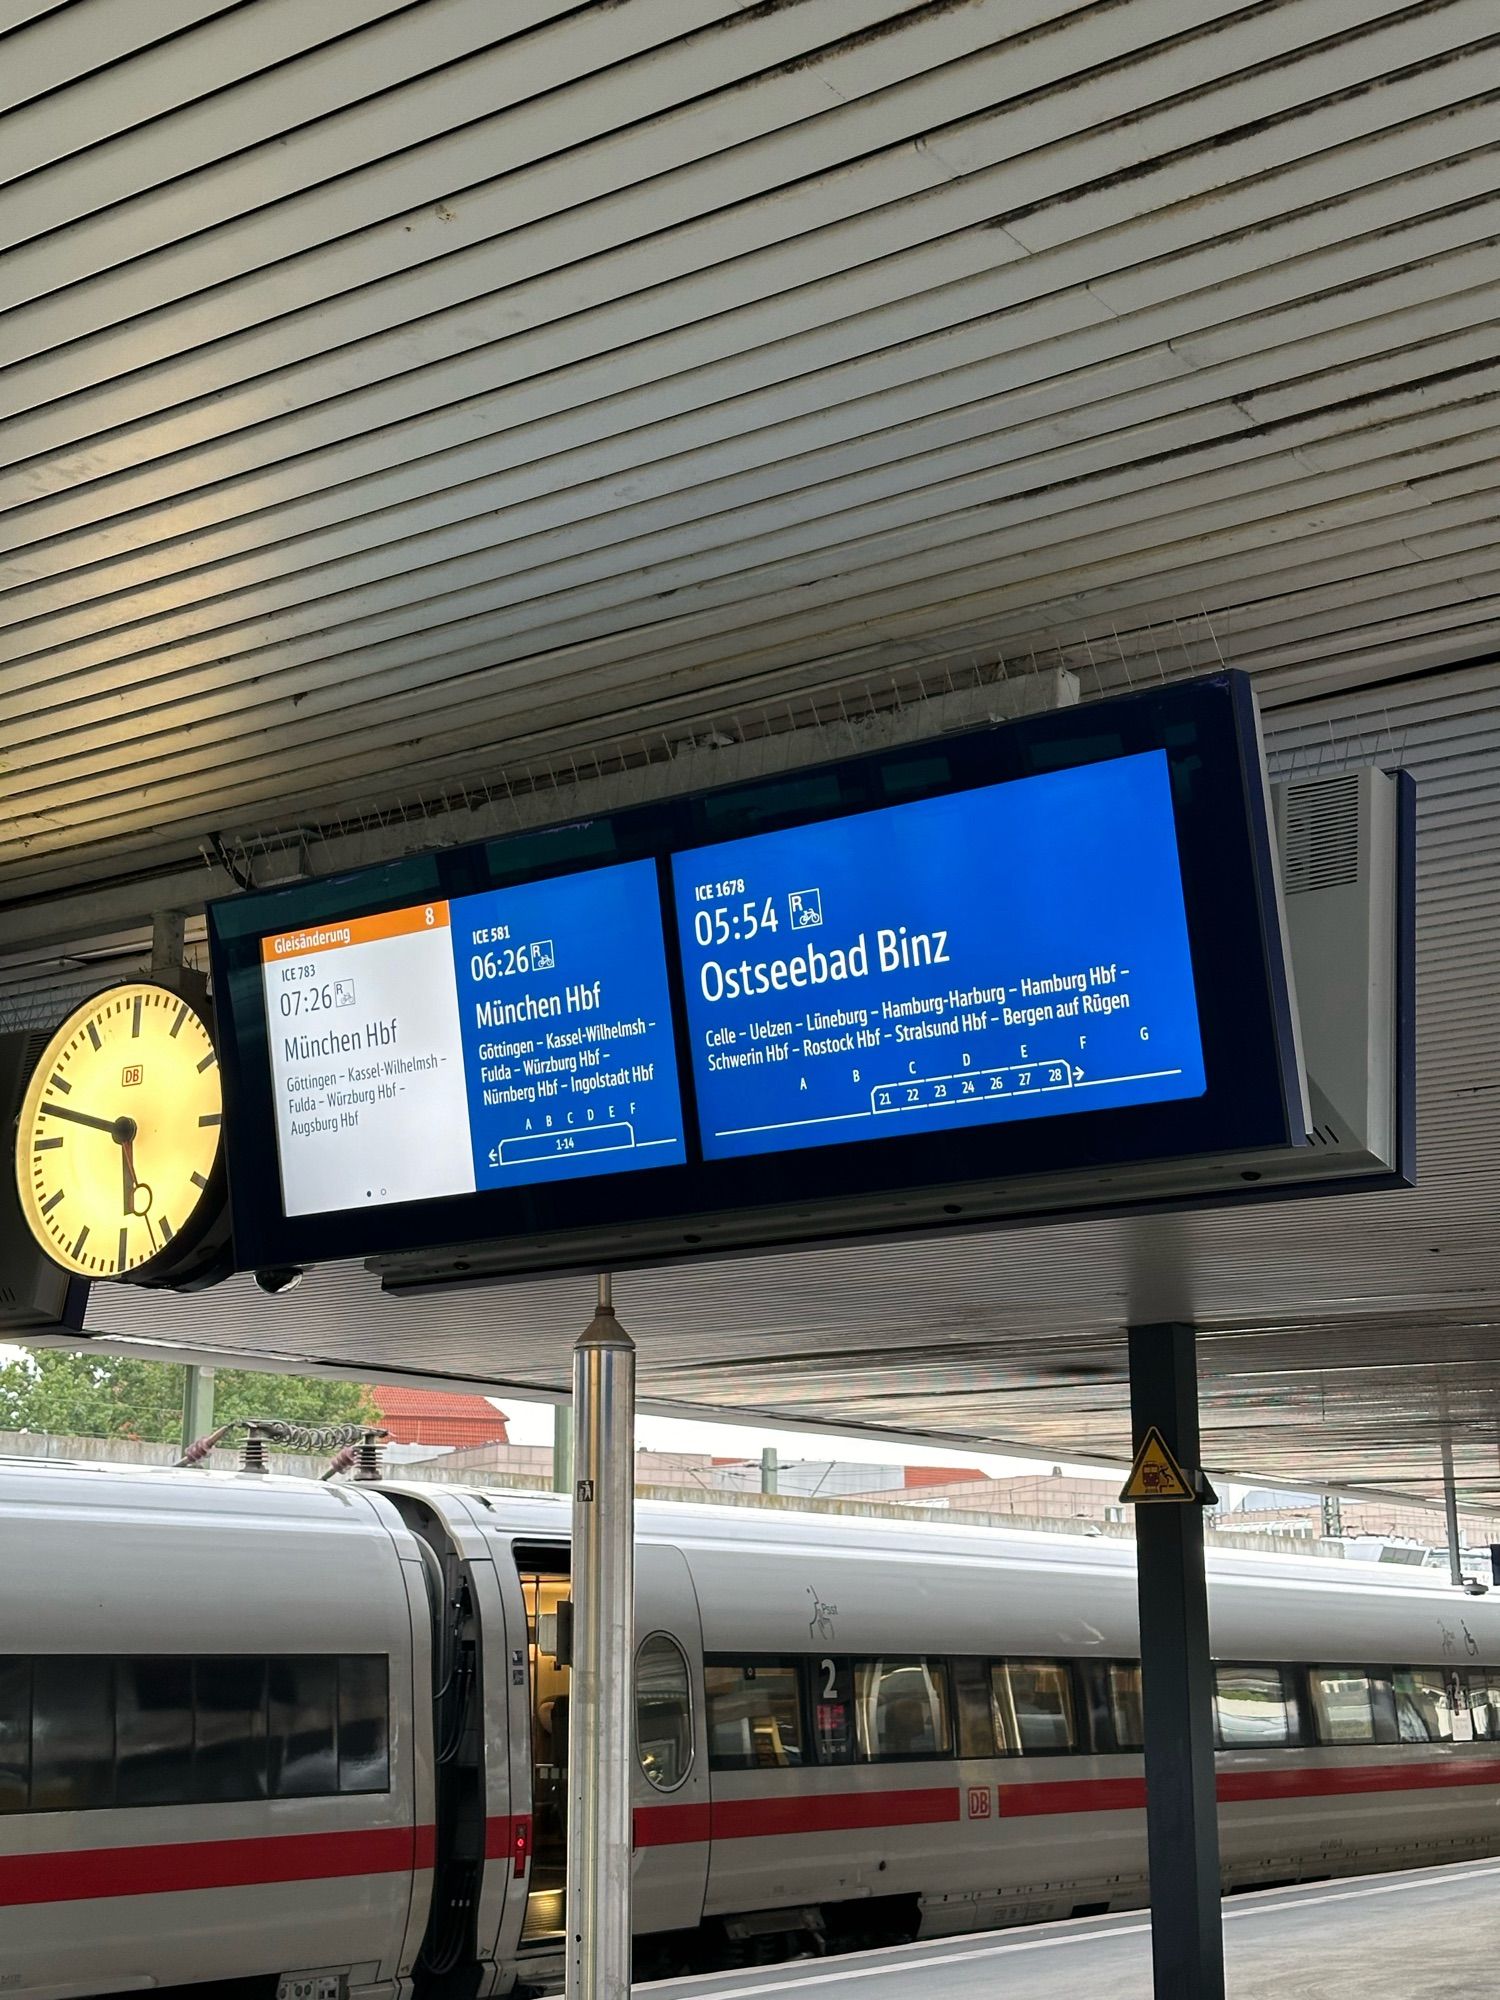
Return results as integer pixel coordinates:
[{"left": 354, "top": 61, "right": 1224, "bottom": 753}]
[{"left": 254, "top": 1266, "right": 304, "bottom": 1296}]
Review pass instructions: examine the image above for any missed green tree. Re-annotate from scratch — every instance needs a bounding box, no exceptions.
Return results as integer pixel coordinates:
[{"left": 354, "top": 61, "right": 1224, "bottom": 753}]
[{"left": 0, "top": 1349, "right": 375, "bottom": 1445}]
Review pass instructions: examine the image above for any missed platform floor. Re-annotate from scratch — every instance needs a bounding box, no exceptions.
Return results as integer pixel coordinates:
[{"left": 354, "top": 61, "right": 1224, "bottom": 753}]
[{"left": 644, "top": 1860, "right": 1500, "bottom": 2000}]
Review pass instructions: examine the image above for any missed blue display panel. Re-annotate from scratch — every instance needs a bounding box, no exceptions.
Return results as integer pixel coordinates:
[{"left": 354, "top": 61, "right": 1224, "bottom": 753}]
[
  {"left": 259, "top": 859, "right": 684, "bottom": 1217},
  {"left": 450, "top": 861, "right": 684, "bottom": 1188},
  {"left": 672, "top": 752, "right": 1206, "bottom": 1160}
]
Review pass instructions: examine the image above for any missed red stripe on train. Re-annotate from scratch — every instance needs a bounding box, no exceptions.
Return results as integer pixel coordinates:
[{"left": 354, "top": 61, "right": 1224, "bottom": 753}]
[
  {"left": 710, "top": 1787, "right": 961, "bottom": 1841},
  {"left": 0, "top": 1824, "right": 432, "bottom": 1908},
  {"left": 694, "top": 1760, "right": 1500, "bottom": 1839},
  {"left": 1216, "top": 1761, "right": 1500, "bottom": 1804},
  {"left": 1000, "top": 1777, "right": 1146, "bottom": 1816},
  {"left": 635, "top": 1802, "right": 713, "bottom": 1847},
  {"left": 1001, "top": 1761, "right": 1500, "bottom": 1817},
  {"left": 6, "top": 1762, "right": 1496, "bottom": 1906}
]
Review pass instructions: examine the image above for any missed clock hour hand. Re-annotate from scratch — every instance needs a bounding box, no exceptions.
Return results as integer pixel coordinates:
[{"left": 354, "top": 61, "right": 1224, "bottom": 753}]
[{"left": 39, "top": 1101, "right": 121, "bottom": 1136}]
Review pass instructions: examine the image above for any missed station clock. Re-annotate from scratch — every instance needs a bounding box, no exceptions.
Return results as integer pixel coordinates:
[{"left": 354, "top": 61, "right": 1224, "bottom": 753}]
[{"left": 13, "top": 981, "right": 229, "bottom": 1288}]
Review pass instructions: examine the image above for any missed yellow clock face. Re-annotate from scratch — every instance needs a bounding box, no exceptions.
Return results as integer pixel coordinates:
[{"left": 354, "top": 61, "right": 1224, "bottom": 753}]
[{"left": 14, "top": 983, "right": 223, "bottom": 1279}]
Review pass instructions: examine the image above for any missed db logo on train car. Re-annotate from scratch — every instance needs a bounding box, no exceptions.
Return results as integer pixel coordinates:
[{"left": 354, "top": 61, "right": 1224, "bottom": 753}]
[{"left": 967, "top": 1786, "right": 994, "bottom": 1820}]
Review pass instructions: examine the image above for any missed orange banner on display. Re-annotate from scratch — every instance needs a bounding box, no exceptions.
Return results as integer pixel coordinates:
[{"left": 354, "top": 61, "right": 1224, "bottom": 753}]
[{"left": 261, "top": 902, "right": 450, "bottom": 963}]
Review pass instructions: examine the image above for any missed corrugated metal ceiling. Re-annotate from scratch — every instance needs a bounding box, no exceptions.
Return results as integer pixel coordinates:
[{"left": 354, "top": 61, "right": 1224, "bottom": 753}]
[
  {"left": 4, "top": 0, "right": 1500, "bottom": 903},
  {"left": 10, "top": 0, "right": 1500, "bottom": 1512}
]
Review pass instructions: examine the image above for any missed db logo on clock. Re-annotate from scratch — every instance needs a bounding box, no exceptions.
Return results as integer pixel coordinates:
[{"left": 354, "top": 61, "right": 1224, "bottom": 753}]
[{"left": 121, "top": 1064, "right": 144, "bottom": 1088}]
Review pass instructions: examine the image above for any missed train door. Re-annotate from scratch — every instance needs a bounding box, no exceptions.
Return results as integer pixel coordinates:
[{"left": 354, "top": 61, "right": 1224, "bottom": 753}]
[
  {"left": 517, "top": 1549, "right": 572, "bottom": 1953},
  {"left": 633, "top": 1542, "right": 711, "bottom": 1944},
  {"left": 514, "top": 1542, "right": 711, "bottom": 1962}
]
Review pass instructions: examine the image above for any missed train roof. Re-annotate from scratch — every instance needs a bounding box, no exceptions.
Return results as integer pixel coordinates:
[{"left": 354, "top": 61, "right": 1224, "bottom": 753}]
[
  {"left": 452, "top": 1484, "right": 1475, "bottom": 1605},
  {"left": 0, "top": 1457, "right": 1478, "bottom": 1610},
  {"left": 0, "top": 1450, "right": 397, "bottom": 1525}
]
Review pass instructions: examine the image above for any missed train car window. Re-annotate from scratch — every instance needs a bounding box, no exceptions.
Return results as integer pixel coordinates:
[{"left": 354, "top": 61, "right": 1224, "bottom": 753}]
[
  {"left": 1077, "top": 1661, "right": 1110, "bottom": 1751},
  {"left": 853, "top": 1659, "right": 953, "bottom": 1762},
  {"left": 1107, "top": 1664, "right": 1144, "bottom": 1751},
  {"left": 1284, "top": 1673, "right": 1307, "bottom": 1745},
  {"left": 1466, "top": 1672, "right": 1500, "bottom": 1740},
  {"left": 1309, "top": 1667, "right": 1376, "bottom": 1745},
  {"left": 812, "top": 1657, "right": 855, "bottom": 1764},
  {"left": 31, "top": 1656, "right": 114, "bottom": 1811},
  {"left": 704, "top": 1661, "right": 804, "bottom": 1769},
  {"left": 636, "top": 1635, "right": 693, "bottom": 1791},
  {"left": 195, "top": 1656, "right": 269, "bottom": 1802},
  {"left": 953, "top": 1659, "right": 996, "bottom": 1758},
  {"left": 1447, "top": 1671, "right": 1476, "bottom": 1742},
  {"left": 269, "top": 1656, "right": 339, "bottom": 1797},
  {"left": 991, "top": 1661, "right": 1077, "bottom": 1755},
  {"left": 1392, "top": 1669, "right": 1453, "bottom": 1743},
  {"left": 1214, "top": 1665, "right": 1294, "bottom": 1747},
  {"left": 116, "top": 1657, "right": 195, "bottom": 1807},
  {"left": 1367, "top": 1673, "right": 1401, "bottom": 1745},
  {"left": 0, "top": 1659, "right": 29, "bottom": 1813},
  {"left": 338, "top": 1656, "right": 391, "bottom": 1793},
  {"left": 0, "top": 1655, "right": 383, "bottom": 1812}
]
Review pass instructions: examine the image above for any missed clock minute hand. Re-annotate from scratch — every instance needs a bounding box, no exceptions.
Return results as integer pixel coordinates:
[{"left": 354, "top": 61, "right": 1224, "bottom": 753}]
[{"left": 39, "top": 1101, "right": 122, "bottom": 1136}]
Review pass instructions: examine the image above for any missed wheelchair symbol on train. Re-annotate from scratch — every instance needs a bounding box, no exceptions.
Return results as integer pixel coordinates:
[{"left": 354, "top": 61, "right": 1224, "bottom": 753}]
[{"left": 807, "top": 1588, "right": 838, "bottom": 1643}]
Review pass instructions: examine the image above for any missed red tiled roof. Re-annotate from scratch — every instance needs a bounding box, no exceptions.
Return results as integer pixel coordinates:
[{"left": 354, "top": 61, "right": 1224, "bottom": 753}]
[{"left": 367, "top": 1384, "right": 510, "bottom": 1449}]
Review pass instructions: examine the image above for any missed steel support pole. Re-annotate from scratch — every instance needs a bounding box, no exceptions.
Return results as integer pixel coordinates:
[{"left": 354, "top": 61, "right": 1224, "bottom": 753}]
[
  {"left": 760, "top": 1446, "right": 779, "bottom": 1496},
  {"left": 565, "top": 1276, "right": 635, "bottom": 2000},
  {"left": 1128, "top": 1323, "right": 1224, "bottom": 2000},
  {"left": 1441, "top": 1433, "right": 1464, "bottom": 1588}
]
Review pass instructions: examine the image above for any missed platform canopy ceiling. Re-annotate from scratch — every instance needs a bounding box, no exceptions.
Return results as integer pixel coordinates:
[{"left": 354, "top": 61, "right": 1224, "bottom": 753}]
[
  {"left": 4, "top": 0, "right": 1500, "bottom": 909},
  {"left": 10, "top": 0, "right": 1500, "bottom": 1516}
]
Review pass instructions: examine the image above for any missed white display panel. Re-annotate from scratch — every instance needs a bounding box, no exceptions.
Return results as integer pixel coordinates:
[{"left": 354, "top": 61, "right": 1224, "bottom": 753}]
[{"left": 263, "top": 904, "right": 474, "bottom": 1217}]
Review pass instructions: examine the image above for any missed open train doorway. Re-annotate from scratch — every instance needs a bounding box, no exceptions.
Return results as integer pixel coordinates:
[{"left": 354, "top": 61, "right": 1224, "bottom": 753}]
[{"left": 516, "top": 1546, "right": 571, "bottom": 1951}]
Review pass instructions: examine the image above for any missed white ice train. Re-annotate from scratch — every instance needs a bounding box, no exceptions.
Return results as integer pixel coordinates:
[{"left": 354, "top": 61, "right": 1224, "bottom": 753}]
[{"left": 3, "top": 1460, "right": 1499, "bottom": 2000}]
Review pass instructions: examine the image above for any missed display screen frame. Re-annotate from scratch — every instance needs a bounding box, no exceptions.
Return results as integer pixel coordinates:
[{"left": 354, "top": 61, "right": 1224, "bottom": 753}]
[{"left": 208, "top": 673, "right": 1304, "bottom": 1274}]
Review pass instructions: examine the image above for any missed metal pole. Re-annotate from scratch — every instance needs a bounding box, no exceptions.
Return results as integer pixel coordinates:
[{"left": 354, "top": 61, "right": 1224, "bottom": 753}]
[
  {"left": 565, "top": 1275, "right": 635, "bottom": 2000},
  {"left": 1441, "top": 1433, "right": 1464, "bottom": 1587},
  {"left": 553, "top": 1402, "right": 575, "bottom": 1494},
  {"left": 760, "top": 1446, "right": 779, "bottom": 1496},
  {"left": 1129, "top": 1323, "right": 1224, "bottom": 2000},
  {"left": 180, "top": 1365, "right": 215, "bottom": 1452}
]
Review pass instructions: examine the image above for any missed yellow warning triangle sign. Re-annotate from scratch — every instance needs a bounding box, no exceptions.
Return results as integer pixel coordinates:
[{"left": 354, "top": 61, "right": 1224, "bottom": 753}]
[{"left": 1120, "top": 1427, "right": 1198, "bottom": 1504}]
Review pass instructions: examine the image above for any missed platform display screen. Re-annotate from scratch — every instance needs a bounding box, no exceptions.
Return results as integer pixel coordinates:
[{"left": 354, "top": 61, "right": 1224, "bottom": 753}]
[
  {"left": 260, "top": 859, "right": 685, "bottom": 1216},
  {"left": 208, "top": 673, "right": 1304, "bottom": 1277},
  {"left": 671, "top": 751, "right": 1205, "bottom": 1160}
]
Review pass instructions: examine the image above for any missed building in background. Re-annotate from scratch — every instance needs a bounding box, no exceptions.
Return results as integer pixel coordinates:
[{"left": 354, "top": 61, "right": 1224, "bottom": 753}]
[{"left": 367, "top": 1384, "right": 511, "bottom": 1452}]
